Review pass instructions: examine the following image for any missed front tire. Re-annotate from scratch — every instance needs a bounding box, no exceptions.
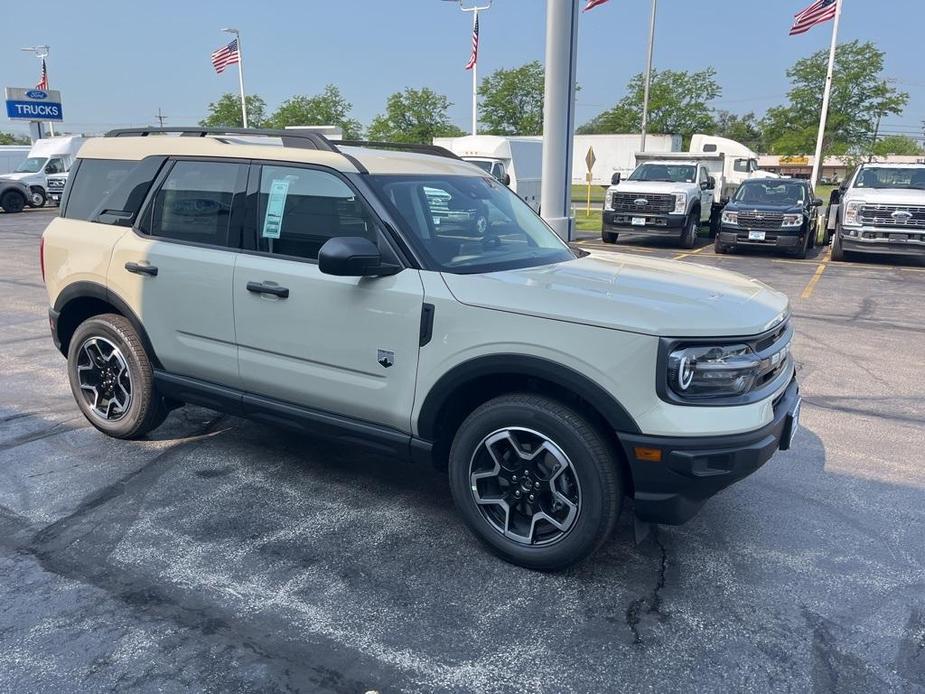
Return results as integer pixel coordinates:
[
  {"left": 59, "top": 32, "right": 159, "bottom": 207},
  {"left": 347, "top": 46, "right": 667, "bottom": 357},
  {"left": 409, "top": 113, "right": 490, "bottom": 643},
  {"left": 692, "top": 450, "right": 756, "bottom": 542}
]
[
  {"left": 448, "top": 394, "right": 623, "bottom": 571},
  {"left": 831, "top": 229, "right": 846, "bottom": 261},
  {"left": 28, "top": 187, "right": 46, "bottom": 208},
  {"left": 680, "top": 211, "right": 699, "bottom": 249},
  {"left": 67, "top": 313, "right": 167, "bottom": 439},
  {"left": 0, "top": 191, "right": 26, "bottom": 214},
  {"left": 714, "top": 235, "right": 727, "bottom": 254},
  {"left": 602, "top": 231, "right": 618, "bottom": 244}
]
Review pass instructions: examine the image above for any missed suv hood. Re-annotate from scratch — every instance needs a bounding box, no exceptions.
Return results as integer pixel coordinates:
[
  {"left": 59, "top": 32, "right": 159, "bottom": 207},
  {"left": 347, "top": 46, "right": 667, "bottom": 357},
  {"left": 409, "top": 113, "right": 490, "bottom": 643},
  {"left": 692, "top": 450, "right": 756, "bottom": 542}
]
[
  {"left": 844, "top": 187, "right": 925, "bottom": 205},
  {"left": 442, "top": 253, "right": 789, "bottom": 338}
]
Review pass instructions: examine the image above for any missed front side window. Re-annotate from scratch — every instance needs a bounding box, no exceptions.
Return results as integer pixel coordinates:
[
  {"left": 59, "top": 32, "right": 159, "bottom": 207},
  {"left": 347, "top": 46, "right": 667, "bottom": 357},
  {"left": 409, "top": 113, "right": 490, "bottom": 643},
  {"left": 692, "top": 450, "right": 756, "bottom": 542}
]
[
  {"left": 734, "top": 159, "right": 749, "bottom": 173},
  {"left": 256, "top": 165, "right": 377, "bottom": 260},
  {"left": 367, "top": 174, "right": 575, "bottom": 274},
  {"left": 629, "top": 164, "right": 696, "bottom": 183},
  {"left": 45, "top": 158, "right": 65, "bottom": 174},
  {"left": 147, "top": 160, "right": 244, "bottom": 246}
]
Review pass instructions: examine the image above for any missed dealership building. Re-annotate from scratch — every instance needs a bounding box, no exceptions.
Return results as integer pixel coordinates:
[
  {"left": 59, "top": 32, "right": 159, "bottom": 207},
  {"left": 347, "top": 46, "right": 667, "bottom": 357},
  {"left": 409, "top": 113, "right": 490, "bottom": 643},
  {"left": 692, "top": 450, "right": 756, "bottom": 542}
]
[{"left": 758, "top": 154, "right": 925, "bottom": 182}]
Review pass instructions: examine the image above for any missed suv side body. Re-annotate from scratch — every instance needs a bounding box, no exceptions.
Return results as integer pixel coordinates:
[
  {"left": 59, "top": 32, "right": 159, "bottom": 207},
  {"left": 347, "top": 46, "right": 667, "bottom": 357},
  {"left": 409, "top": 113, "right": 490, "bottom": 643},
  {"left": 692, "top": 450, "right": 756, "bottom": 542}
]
[{"left": 43, "top": 129, "right": 800, "bottom": 570}]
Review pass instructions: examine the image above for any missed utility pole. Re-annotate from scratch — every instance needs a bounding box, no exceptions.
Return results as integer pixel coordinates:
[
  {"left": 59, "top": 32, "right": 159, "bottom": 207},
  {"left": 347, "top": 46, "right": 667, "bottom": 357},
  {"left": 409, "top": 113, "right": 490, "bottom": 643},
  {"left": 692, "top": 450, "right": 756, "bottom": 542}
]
[
  {"left": 155, "top": 107, "right": 168, "bottom": 127},
  {"left": 640, "top": 0, "right": 658, "bottom": 153}
]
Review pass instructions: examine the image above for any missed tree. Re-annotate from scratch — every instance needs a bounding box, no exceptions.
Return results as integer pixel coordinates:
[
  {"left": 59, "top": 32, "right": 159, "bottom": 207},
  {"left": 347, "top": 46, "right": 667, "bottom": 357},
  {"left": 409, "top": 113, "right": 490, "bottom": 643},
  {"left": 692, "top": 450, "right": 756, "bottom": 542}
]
[
  {"left": 367, "top": 88, "right": 465, "bottom": 144},
  {"left": 0, "top": 132, "right": 30, "bottom": 145},
  {"left": 762, "top": 41, "right": 908, "bottom": 156},
  {"left": 713, "top": 111, "right": 764, "bottom": 150},
  {"left": 479, "top": 61, "right": 545, "bottom": 135},
  {"left": 269, "top": 85, "right": 362, "bottom": 138},
  {"left": 199, "top": 93, "right": 268, "bottom": 128},
  {"left": 871, "top": 135, "right": 922, "bottom": 156},
  {"left": 578, "top": 68, "right": 721, "bottom": 145}
]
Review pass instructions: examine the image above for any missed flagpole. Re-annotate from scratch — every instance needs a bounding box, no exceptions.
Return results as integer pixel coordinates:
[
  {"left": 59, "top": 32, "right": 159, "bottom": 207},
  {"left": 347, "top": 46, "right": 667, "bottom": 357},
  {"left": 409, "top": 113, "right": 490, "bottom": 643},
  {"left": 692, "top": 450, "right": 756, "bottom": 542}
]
[
  {"left": 809, "top": 0, "right": 842, "bottom": 191},
  {"left": 640, "top": 0, "right": 657, "bottom": 152},
  {"left": 472, "top": 10, "right": 478, "bottom": 135},
  {"left": 222, "top": 28, "right": 248, "bottom": 128}
]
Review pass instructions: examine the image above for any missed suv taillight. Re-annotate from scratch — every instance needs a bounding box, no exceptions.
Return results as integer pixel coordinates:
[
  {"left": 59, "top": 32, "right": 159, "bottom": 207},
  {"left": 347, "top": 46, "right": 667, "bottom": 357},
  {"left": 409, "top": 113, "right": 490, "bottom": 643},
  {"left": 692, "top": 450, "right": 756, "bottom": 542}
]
[{"left": 40, "top": 236, "right": 46, "bottom": 283}]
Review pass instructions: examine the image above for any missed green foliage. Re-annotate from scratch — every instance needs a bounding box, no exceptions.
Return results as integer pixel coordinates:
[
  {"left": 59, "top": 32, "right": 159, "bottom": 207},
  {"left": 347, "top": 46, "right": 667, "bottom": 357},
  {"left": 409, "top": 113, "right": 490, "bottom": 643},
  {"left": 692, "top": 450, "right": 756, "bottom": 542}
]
[
  {"left": 871, "top": 135, "right": 922, "bottom": 156},
  {"left": 713, "top": 111, "right": 764, "bottom": 151},
  {"left": 0, "top": 132, "right": 30, "bottom": 145},
  {"left": 268, "top": 85, "right": 362, "bottom": 139},
  {"left": 578, "top": 68, "right": 721, "bottom": 145},
  {"left": 762, "top": 41, "right": 908, "bottom": 156},
  {"left": 478, "top": 61, "right": 546, "bottom": 136},
  {"left": 367, "top": 88, "right": 465, "bottom": 144},
  {"left": 199, "top": 93, "right": 268, "bottom": 128}
]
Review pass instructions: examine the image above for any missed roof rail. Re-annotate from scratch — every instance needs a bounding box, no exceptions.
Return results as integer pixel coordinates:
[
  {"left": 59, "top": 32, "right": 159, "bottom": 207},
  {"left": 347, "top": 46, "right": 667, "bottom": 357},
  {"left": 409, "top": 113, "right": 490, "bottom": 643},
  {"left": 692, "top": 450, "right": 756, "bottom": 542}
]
[
  {"left": 338, "top": 140, "right": 462, "bottom": 161},
  {"left": 104, "top": 127, "right": 338, "bottom": 152}
]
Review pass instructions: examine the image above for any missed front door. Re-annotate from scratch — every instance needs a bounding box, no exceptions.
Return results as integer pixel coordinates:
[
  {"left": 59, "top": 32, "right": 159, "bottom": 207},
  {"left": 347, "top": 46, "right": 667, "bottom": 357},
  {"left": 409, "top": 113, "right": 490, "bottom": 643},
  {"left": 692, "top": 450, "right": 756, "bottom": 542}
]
[
  {"left": 108, "top": 158, "right": 248, "bottom": 388},
  {"left": 232, "top": 163, "right": 424, "bottom": 432},
  {"left": 699, "top": 166, "right": 714, "bottom": 222}
]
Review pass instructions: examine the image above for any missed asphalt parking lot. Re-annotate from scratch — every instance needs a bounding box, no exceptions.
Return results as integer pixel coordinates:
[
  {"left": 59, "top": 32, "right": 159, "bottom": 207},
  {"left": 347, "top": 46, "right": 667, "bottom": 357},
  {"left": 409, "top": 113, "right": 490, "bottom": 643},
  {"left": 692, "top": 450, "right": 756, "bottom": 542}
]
[{"left": 1, "top": 208, "right": 923, "bottom": 693}]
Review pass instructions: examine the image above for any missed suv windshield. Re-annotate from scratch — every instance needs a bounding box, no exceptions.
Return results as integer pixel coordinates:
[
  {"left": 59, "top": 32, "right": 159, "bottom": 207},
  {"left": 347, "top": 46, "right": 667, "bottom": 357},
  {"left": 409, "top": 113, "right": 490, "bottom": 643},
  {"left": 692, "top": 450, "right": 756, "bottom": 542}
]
[
  {"left": 628, "top": 163, "right": 696, "bottom": 183},
  {"left": 734, "top": 181, "right": 806, "bottom": 206},
  {"left": 15, "top": 157, "right": 45, "bottom": 174},
  {"left": 367, "top": 174, "right": 575, "bottom": 274},
  {"left": 854, "top": 167, "right": 925, "bottom": 190}
]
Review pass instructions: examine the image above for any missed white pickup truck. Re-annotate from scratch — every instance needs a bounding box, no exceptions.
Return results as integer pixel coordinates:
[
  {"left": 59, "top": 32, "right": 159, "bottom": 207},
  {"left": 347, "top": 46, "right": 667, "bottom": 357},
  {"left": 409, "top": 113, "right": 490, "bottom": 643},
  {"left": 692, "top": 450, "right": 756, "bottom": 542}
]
[{"left": 830, "top": 163, "right": 925, "bottom": 261}]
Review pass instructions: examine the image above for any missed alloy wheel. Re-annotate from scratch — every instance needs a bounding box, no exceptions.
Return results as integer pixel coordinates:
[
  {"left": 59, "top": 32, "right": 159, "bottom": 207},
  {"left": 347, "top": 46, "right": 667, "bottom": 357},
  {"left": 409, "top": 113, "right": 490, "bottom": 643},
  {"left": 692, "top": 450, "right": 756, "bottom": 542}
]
[
  {"left": 468, "top": 427, "right": 581, "bottom": 546},
  {"left": 75, "top": 336, "right": 133, "bottom": 421}
]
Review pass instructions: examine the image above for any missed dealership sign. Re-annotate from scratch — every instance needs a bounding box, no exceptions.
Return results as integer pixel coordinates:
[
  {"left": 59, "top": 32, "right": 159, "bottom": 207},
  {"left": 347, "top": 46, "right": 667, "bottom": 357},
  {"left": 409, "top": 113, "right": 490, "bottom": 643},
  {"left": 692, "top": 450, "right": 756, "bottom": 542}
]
[{"left": 5, "top": 87, "right": 64, "bottom": 122}]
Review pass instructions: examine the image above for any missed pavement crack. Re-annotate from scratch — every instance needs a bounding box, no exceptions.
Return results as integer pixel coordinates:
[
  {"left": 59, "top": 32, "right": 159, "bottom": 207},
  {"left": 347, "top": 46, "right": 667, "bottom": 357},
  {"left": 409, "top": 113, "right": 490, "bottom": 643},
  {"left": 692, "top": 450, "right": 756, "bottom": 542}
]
[
  {"left": 0, "top": 416, "right": 87, "bottom": 453},
  {"left": 625, "top": 528, "right": 668, "bottom": 646}
]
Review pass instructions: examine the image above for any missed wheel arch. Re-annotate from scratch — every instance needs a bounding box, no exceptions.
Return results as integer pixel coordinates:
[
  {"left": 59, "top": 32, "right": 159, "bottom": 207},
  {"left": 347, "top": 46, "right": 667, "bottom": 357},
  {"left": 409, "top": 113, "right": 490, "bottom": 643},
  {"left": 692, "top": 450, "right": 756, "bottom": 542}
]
[{"left": 53, "top": 281, "right": 161, "bottom": 368}]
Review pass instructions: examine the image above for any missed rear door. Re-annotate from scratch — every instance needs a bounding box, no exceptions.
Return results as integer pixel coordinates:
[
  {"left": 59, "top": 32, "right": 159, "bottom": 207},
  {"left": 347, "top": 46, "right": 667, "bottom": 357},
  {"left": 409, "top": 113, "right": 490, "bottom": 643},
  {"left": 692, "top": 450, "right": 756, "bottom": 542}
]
[
  {"left": 232, "top": 162, "right": 424, "bottom": 432},
  {"left": 108, "top": 158, "right": 248, "bottom": 388}
]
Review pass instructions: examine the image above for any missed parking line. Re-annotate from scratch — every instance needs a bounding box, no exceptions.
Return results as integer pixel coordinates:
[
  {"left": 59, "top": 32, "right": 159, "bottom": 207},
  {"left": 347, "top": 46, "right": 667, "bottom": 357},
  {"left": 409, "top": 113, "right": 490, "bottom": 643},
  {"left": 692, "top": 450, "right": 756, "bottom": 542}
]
[
  {"left": 800, "top": 248, "right": 831, "bottom": 300},
  {"left": 674, "top": 247, "right": 709, "bottom": 261}
]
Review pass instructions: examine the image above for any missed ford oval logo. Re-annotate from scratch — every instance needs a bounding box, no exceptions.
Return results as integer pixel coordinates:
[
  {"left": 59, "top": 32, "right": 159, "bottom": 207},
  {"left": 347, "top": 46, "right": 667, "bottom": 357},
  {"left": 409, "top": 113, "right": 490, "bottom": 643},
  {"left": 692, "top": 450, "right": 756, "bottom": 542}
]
[
  {"left": 25, "top": 89, "right": 48, "bottom": 99},
  {"left": 892, "top": 210, "right": 913, "bottom": 222},
  {"left": 634, "top": 198, "right": 648, "bottom": 206}
]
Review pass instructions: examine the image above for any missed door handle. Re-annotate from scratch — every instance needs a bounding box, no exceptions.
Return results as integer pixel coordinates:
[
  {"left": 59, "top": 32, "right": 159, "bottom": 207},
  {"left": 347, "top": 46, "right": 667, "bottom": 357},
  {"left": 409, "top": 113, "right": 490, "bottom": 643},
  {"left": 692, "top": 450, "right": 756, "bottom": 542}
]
[
  {"left": 124, "top": 261, "right": 158, "bottom": 277},
  {"left": 246, "top": 281, "right": 289, "bottom": 299}
]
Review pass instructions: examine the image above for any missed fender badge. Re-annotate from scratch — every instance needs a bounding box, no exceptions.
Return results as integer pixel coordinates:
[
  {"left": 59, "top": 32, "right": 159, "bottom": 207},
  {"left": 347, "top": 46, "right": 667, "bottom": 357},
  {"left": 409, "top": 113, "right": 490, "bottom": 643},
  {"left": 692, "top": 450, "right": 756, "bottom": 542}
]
[{"left": 377, "top": 349, "right": 394, "bottom": 369}]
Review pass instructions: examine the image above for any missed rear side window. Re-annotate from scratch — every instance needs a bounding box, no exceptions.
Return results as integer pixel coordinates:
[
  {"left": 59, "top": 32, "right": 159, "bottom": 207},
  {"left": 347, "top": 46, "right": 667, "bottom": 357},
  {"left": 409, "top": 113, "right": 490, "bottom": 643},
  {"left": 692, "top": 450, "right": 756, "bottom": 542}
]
[
  {"left": 145, "top": 160, "right": 245, "bottom": 246},
  {"left": 63, "top": 159, "right": 137, "bottom": 221}
]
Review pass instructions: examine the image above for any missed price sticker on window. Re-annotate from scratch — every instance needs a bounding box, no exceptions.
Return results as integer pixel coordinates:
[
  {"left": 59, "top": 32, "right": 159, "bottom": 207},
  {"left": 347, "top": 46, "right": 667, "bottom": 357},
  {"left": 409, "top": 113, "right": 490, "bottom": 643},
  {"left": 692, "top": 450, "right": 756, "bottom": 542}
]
[{"left": 262, "top": 179, "right": 290, "bottom": 239}]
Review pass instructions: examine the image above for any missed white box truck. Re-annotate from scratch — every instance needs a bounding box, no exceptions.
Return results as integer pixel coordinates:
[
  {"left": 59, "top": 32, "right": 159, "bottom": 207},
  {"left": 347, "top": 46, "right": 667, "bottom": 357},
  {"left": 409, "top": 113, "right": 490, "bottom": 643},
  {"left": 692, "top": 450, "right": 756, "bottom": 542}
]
[
  {"left": 0, "top": 146, "right": 31, "bottom": 176},
  {"left": 572, "top": 134, "right": 682, "bottom": 186},
  {"left": 433, "top": 135, "right": 543, "bottom": 212},
  {"left": 0, "top": 136, "right": 85, "bottom": 208}
]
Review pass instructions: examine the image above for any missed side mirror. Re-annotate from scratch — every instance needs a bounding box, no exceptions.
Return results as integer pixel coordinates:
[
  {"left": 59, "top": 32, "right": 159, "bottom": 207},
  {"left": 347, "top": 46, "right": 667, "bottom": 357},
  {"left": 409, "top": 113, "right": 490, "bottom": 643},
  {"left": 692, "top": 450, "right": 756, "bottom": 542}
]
[
  {"left": 813, "top": 197, "right": 824, "bottom": 207},
  {"left": 318, "top": 237, "right": 394, "bottom": 277},
  {"left": 708, "top": 176, "right": 717, "bottom": 189},
  {"left": 502, "top": 173, "right": 511, "bottom": 187},
  {"left": 611, "top": 172, "right": 621, "bottom": 185}
]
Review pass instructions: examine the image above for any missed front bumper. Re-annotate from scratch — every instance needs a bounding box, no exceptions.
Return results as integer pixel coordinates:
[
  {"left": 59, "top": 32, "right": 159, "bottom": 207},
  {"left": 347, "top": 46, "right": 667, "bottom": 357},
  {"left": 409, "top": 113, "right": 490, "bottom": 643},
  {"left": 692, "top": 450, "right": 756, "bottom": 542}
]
[
  {"left": 718, "top": 226, "right": 803, "bottom": 248},
  {"left": 618, "top": 377, "right": 800, "bottom": 525},
  {"left": 840, "top": 227, "right": 925, "bottom": 257},
  {"left": 603, "top": 211, "right": 686, "bottom": 235}
]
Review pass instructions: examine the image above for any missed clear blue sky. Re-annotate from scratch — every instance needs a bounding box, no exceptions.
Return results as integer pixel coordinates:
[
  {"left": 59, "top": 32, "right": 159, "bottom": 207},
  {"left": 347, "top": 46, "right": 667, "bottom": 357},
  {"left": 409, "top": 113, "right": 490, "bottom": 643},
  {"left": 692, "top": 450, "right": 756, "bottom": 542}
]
[{"left": 1, "top": 0, "right": 922, "bottom": 141}]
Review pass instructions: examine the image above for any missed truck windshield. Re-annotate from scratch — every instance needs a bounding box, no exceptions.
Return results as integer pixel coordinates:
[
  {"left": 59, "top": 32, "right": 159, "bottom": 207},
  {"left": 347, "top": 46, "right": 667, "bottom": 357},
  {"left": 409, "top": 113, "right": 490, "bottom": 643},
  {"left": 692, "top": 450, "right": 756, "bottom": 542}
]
[
  {"left": 15, "top": 157, "right": 45, "bottom": 174},
  {"left": 366, "top": 174, "right": 575, "bottom": 274},
  {"left": 629, "top": 163, "right": 696, "bottom": 183},
  {"left": 734, "top": 181, "right": 805, "bottom": 206},
  {"left": 467, "top": 159, "right": 505, "bottom": 180},
  {"left": 854, "top": 167, "right": 925, "bottom": 190}
]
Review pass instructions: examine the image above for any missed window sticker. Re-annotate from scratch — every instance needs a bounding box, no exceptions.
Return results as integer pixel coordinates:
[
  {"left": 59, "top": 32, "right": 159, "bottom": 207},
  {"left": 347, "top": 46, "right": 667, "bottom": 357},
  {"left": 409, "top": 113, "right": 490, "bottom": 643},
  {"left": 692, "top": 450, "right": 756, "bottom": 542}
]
[{"left": 262, "top": 179, "right": 290, "bottom": 239}]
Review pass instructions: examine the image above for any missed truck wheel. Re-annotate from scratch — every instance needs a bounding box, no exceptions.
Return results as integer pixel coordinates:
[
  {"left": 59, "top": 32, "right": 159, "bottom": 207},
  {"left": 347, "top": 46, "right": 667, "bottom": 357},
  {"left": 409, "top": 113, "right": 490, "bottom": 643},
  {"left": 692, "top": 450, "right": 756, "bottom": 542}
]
[
  {"left": 28, "top": 187, "right": 47, "bottom": 208},
  {"left": 709, "top": 206, "right": 722, "bottom": 238},
  {"left": 792, "top": 231, "right": 810, "bottom": 259},
  {"left": 713, "top": 235, "right": 727, "bottom": 254},
  {"left": 67, "top": 313, "right": 167, "bottom": 439},
  {"left": 602, "top": 231, "right": 618, "bottom": 244},
  {"left": 680, "top": 212, "right": 699, "bottom": 249},
  {"left": 0, "top": 191, "right": 26, "bottom": 214},
  {"left": 448, "top": 393, "right": 623, "bottom": 571},
  {"left": 830, "top": 231, "right": 846, "bottom": 261}
]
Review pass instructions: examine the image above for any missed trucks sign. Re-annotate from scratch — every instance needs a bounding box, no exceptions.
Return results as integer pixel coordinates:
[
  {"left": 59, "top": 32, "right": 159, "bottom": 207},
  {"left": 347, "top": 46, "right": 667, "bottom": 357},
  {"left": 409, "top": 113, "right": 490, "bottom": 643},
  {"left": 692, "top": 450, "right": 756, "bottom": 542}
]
[{"left": 5, "top": 87, "right": 64, "bottom": 122}]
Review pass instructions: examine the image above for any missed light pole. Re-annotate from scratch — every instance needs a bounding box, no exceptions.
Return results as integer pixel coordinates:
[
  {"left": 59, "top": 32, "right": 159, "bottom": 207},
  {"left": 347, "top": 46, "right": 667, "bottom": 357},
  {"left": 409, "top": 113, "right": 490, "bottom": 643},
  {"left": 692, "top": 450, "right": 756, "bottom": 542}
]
[
  {"left": 221, "top": 27, "right": 248, "bottom": 128},
  {"left": 452, "top": 0, "right": 492, "bottom": 136},
  {"left": 640, "top": 0, "right": 657, "bottom": 153},
  {"left": 20, "top": 45, "right": 53, "bottom": 137}
]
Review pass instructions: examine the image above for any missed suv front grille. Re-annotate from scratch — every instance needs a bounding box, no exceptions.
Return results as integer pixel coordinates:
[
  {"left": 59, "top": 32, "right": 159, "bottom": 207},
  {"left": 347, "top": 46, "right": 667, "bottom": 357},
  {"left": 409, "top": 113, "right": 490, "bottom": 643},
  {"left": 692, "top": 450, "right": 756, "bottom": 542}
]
[
  {"left": 611, "top": 192, "right": 674, "bottom": 215},
  {"left": 860, "top": 204, "right": 925, "bottom": 229},
  {"left": 737, "top": 212, "right": 784, "bottom": 230}
]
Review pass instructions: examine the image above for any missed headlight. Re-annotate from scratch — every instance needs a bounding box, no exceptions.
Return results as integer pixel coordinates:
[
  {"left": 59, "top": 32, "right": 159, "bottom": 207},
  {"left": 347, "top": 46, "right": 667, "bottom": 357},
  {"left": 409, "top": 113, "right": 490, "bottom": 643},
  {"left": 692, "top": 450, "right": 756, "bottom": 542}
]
[
  {"left": 604, "top": 191, "right": 615, "bottom": 211},
  {"left": 667, "top": 344, "right": 762, "bottom": 399},
  {"left": 843, "top": 201, "right": 864, "bottom": 226},
  {"left": 672, "top": 193, "right": 687, "bottom": 215},
  {"left": 721, "top": 210, "right": 738, "bottom": 225},
  {"left": 782, "top": 214, "right": 803, "bottom": 228}
]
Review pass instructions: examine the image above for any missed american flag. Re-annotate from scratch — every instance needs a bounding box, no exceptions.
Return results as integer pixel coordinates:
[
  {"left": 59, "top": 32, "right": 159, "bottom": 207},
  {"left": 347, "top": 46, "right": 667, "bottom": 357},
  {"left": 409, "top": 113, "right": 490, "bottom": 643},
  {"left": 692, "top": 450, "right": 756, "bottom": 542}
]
[
  {"left": 36, "top": 59, "right": 48, "bottom": 90},
  {"left": 465, "top": 14, "right": 479, "bottom": 70},
  {"left": 211, "top": 38, "right": 240, "bottom": 74},
  {"left": 790, "top": 0, "right": 838, "bottom": 35},
  {"left": 584, "top": 0, "right": 611, "bottom": 10}
]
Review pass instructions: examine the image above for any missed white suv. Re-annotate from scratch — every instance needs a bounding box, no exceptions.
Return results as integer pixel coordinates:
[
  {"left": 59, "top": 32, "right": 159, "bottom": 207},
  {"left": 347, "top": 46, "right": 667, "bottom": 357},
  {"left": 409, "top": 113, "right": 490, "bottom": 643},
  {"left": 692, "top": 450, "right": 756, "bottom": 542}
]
[{"left": 42, "top": 128, "right": 800, "bottom": 570}]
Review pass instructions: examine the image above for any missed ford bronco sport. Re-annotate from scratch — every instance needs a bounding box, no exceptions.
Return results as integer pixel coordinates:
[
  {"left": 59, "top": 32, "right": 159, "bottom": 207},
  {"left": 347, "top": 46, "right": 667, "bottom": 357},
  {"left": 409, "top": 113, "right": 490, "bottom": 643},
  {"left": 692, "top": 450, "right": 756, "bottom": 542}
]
[{"left": 42, "top": 128, "right": 800, "bottom": 570}]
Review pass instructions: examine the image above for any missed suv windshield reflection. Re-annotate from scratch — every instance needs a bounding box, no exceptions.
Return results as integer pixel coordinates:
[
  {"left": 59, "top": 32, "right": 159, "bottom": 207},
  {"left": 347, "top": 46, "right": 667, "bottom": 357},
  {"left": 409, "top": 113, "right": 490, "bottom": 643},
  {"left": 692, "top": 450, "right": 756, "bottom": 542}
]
[
  {"left": 367, "top": 174, "right": 575, "bottom": 274},
  {"left": 628, "top": 163, "right": 696, "bottom": 183},
  {"left": 734, "top": 181, "right": 806, "bottom": 206}
]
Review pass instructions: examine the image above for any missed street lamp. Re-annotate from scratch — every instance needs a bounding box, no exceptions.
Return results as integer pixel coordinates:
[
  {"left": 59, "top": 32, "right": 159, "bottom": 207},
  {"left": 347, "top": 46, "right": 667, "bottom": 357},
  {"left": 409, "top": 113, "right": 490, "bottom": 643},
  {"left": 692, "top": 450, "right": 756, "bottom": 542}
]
[{"left": 221, "top": 27, "right": 249, "bottom": 128}]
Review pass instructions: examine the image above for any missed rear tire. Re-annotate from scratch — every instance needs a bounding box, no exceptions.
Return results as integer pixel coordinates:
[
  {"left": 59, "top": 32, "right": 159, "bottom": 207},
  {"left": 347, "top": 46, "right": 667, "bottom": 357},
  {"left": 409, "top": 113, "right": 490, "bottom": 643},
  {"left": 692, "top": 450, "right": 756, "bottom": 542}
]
[
  {"left": 602, "top": 231, "right": 618, "bottom": 244},
  {"left": 448, "top": 393, "right": 623, "bottom": 571},
  {"left": 67, "top": 313, "right": 167, "bottom": 439},
  {"left": 0, "top": 191, "right": 26, "bottom": 214},
  {"left": 680, "top": 212, "right": 699, "bottom": 249}
]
